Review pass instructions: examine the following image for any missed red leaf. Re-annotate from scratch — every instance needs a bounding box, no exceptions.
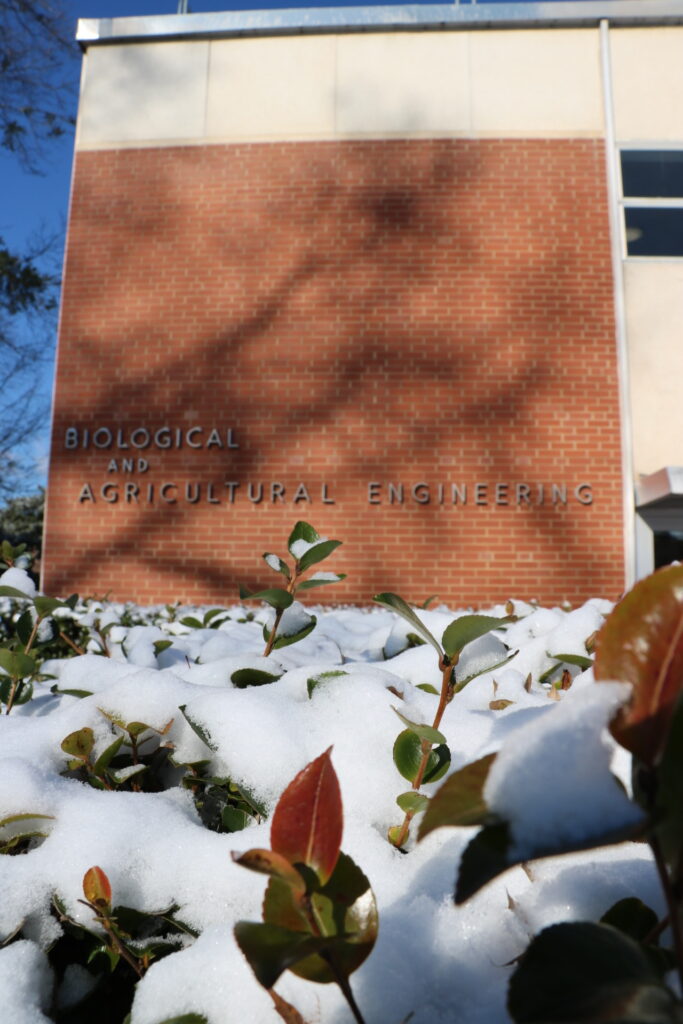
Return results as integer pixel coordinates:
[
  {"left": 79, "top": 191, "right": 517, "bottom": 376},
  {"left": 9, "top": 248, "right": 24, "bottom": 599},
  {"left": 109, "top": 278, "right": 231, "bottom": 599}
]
[
  {"left": 270, "top": 748, "right": 342, "bottom": 885},
  {"left": 82, "top": 865, "right": 112, "bottom": 910},
  {"left": 594, "top": 564, "right": 683, "bottom": 765},
  {"left": 269, "top": 989, "right": 308, "bottom": 1024},
  {"left": 231, "top": 848, "right": 306, "bottom": 895}
]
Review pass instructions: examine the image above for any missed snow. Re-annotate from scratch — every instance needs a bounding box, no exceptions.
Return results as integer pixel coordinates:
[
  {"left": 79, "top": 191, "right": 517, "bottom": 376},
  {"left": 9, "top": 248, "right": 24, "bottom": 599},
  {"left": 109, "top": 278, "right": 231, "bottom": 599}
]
[
  {"left": 265, "top": 600, "right": 314, "bottom": 639},
  {"left": 0, "top": 595, "right": 660, "bottom": 1023},
  {"left": 0, "top": 941, "right": 53, "bottom": 1024},
  {"left": 484, "top": 683, "right": 643, "bottom": 859},
  {"left": 0, "top": 566, "right": 37, "bottom": 598},
  {"left": 290, "top": 536, "right": 327, "bottom": 559}
]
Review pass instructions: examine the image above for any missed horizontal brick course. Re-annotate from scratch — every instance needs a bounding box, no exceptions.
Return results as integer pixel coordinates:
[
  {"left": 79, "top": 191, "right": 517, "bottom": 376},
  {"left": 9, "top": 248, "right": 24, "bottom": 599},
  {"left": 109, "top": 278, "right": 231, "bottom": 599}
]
[{"left": 43, "top": 137, "right": 624, "bottom": 607}]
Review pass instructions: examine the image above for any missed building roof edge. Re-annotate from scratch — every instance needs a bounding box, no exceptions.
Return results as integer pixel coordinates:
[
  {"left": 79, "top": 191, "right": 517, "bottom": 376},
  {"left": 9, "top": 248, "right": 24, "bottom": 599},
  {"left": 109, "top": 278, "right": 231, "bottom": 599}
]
[{"left": 76, "top": 1, "right": 683, "bottom": 47}]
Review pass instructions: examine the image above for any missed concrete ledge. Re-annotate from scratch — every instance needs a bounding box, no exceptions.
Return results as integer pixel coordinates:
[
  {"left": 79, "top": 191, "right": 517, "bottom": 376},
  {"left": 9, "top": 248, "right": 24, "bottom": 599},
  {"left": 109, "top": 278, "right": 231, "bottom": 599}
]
[{"left": 77, "top": 0, "right": 683, "bottom": 48}]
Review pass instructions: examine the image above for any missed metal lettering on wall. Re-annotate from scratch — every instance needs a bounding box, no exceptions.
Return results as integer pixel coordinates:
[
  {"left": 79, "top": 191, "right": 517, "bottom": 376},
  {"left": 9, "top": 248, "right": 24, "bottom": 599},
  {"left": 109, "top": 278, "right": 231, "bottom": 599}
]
[{"left": 65, "top": 426, "right": 593, "bottom": 509}]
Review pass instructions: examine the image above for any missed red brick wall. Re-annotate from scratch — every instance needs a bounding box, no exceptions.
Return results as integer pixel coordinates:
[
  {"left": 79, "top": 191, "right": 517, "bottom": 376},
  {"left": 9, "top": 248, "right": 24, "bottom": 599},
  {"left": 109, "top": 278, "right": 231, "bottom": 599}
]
[{"left": 43, "top": 138, "right": 624, "bottom": 607}]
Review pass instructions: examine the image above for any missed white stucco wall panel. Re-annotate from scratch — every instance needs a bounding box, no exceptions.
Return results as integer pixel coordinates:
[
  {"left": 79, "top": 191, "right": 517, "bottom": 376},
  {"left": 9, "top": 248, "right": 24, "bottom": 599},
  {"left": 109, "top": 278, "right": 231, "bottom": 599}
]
[
  {"left": 77, "top": 42, "right": 209, "bottom": 147},
  {"left": 625, "top": 261, "right": 683, "bottom": 476},
  {"left": 335, "top": 32, "right": 471, "bottom": 135},
  {"left": 611, "top": 27, "right": 683, "bottom": 142},
  {"left": 206, "top": 36, "right": 336, "bottom": 140},
  {"left": 75, "top": 26, "right": 607, "bottom": 149},
  {"left": 470, "top": 29, "right": 603, "bottom": 135}
]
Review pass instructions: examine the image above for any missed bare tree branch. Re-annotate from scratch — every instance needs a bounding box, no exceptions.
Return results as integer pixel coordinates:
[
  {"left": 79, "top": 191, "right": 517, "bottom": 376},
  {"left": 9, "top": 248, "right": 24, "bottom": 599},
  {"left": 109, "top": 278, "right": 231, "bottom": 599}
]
[{"left": 0, "top": 0, "right": 77, "bottom": 170}]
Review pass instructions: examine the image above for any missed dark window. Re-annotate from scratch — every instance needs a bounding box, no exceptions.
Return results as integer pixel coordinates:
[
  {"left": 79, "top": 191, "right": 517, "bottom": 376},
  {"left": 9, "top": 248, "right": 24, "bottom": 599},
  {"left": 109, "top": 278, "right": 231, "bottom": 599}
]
[
  {"left": 654, "top": 530, "right": 683, "bottom": 569},
  {"left": 621, "top": 150, "right": 683, "bottom": 257},
  {"left": 622, "top": 150, "right": 683, "bottom": 198},
  {"left": 625, "top": 208, "right": 683, "bottom": 257}
]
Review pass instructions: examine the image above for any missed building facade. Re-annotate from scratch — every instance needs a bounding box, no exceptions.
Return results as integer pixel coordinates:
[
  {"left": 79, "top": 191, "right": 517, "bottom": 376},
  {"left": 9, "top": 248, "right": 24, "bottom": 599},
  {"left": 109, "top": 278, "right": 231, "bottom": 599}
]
[{"left": 42, "top": 1, "right": 683, "bottom": 607}]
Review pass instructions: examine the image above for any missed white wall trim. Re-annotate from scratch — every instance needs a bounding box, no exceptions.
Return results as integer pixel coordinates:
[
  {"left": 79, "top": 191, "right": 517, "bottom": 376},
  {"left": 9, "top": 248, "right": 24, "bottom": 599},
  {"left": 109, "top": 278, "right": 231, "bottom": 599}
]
[{"left": 600, "top": 17, "right": 636, "bottom": 589}]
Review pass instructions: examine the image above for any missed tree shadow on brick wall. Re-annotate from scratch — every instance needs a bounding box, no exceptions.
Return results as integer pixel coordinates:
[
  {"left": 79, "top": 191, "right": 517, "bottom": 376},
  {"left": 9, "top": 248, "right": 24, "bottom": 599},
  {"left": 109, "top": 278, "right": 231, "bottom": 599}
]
[{"left": 45, "top": 138, "right": 622, "bottom": 604}]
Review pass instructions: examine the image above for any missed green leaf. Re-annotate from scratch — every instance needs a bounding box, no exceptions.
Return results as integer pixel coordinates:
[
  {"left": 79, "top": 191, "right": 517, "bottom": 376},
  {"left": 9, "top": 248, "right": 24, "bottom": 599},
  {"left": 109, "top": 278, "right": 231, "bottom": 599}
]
[
  {"left": 97, "top": 709, "right": 126, "bottom": 729},
  {"left": 126, "top": 721, "right": 154, "bottom": 738},
  {"left": 263, "top": 553, "right": 291, "bottom": 579},
  {"left": 87, "top": 943, "right": 119, "bottom": 971},
  {"left": 0, "top": 585, "right": 30, "bottom": 599},
  {"left": 441, "top": 614, "right": 511, "bottom": 660},
  {"left": 239, "top": 586, "right": 293, "bottom": 610},
  {"left": 153, "top": 640, "right": 173, "bottom": 655},
  {"left": 396, "top": 792, "right": 429, "bottom": 814},
  {"left": 373, "top": 593, "right": 443, "bottom": 656},
  {"left": 392, "top": 707, "right": 446, "bottom": 745},
  {"left": 418, "top": 753, "right": 497, "bottom": 841},
  {"left": 109, "top": 764, "right": 147, "bottom": 786},
  {"left": 0, "top": 828, "right": 50, "bottom": 853},
  {"left": 548, "top": 652, "right": 594, "bottom": 670},
  {"left": 594, "top": 564, "right": 683, "bottom": 766},
  {"left": 61, "top": 727, "right": 95, "bottom": 760},
  {"left": 600, "top": 898, "right": 660, "bottom": 944},
  {"left": 296, "top": 573, "right": 346, "bottom": 591},
  {"left": 287, "top": 521, "right": 320, "bottom": 555},
  {"left": 265, "top": 617, "right": 317, "bottom": 650},
  {"left": 179, "top": 617, "right": 203, "bottom": 629},
  {"left": 231, "top": 668, "right": 282, "bottom": 689},
  {"left": 539, "top": 650, "right": 595, "bottom": 685},
  {"left": 203, "top": 608, "right": 227, "bottom": 626},
  {"left": 0, "top": 811, "right": 54, "bottom": 829},
  {"left": 0, "top": 648, "right": 35, "bottom": 679},
  {"left": 50, "top": 686, "right": 93, "bottom": 698},
  {"left": 271, "top": 748, "right": 342, "bottom": 886},
  {"left": 297, "top": 540, "right": 342, "bottom": 572},
  {"left": 15, "top": 609, "right": 34, "bottom": 647},
  {"left": 180, "top": 706, "right": 218, "bottom": 752},
  {"left": 416, "top": 683, "right": 439, "bottom": 695},
  {"left": 453, "top": 650, "right": 520, "bottom": 693},
  {"left": 0, "top": 676, "right": 33, "bottom": 706},
  {"left": 13, "top": 679, "right": 32, "bottom": 705},
  {"left": 229, "top": 780, "right": 268, "bottom": 821},
  {"left": 507, "top": 922, "right": 681, "bottom": 1023},
  {"left": 303, "top": 850, "right": 378, "bottom": 981},
  {"left": 404, "top": 632, "right": 427, "bottom": 649},
  {"left": 33, "top": 596, "right": 64, "bottom": 617},
  {"left": 455, "top": 812, "right": 644, "bottom": 904},
  {"left": 154, "top": 1016, "right": 209, "bottom": 1024},
  {"left": 112, "top": 903, "right": 185, "bottom": 934},
  {"left": 263, "top": 851, "right": 378, "bottom": 984},
  {"left": 393, "top": 730, "right": 451, "bottom": 784},
  {"left": 234, "top": 921, "right": 339, "bottom": 990},
  {"left": 93, "top": 734, "right": 125, "bottom": 775},
  {"left": 307, "top": 670, "right": 347, "bottom": 699},
  {"left": 221, "top": 806, "right": 251, "bottom": 833},
  {"left": 455, "top": 822, "right": 511, "bottom": 904}
]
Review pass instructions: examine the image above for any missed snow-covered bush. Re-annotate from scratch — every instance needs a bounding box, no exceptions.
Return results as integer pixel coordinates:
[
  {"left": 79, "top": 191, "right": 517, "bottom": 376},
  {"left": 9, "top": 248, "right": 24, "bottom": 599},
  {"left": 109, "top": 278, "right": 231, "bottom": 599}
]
[{"left": 1, "top": 529, "right": 683, "bottom": 1024}]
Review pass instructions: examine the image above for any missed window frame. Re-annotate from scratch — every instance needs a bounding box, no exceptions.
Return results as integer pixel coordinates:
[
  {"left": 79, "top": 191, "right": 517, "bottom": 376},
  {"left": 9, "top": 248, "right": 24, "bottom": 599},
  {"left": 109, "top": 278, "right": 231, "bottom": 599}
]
[{"left": 618, "top": 145, "right": 683, "bottom": 261}]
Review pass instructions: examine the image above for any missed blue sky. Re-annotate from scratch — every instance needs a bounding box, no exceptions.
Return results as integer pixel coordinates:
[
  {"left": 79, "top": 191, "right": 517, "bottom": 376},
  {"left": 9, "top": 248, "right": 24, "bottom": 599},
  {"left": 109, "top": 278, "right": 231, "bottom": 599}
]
[{"left": 2, "top": 0, "right": 572, "bottom": 496}]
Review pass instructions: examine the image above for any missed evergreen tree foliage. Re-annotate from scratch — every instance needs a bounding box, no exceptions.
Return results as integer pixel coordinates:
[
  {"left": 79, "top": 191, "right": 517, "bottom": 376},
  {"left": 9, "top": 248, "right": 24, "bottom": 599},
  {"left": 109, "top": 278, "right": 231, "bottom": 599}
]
[{"left": 0, "top": 488, "right": 44, "bottom": 553}]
